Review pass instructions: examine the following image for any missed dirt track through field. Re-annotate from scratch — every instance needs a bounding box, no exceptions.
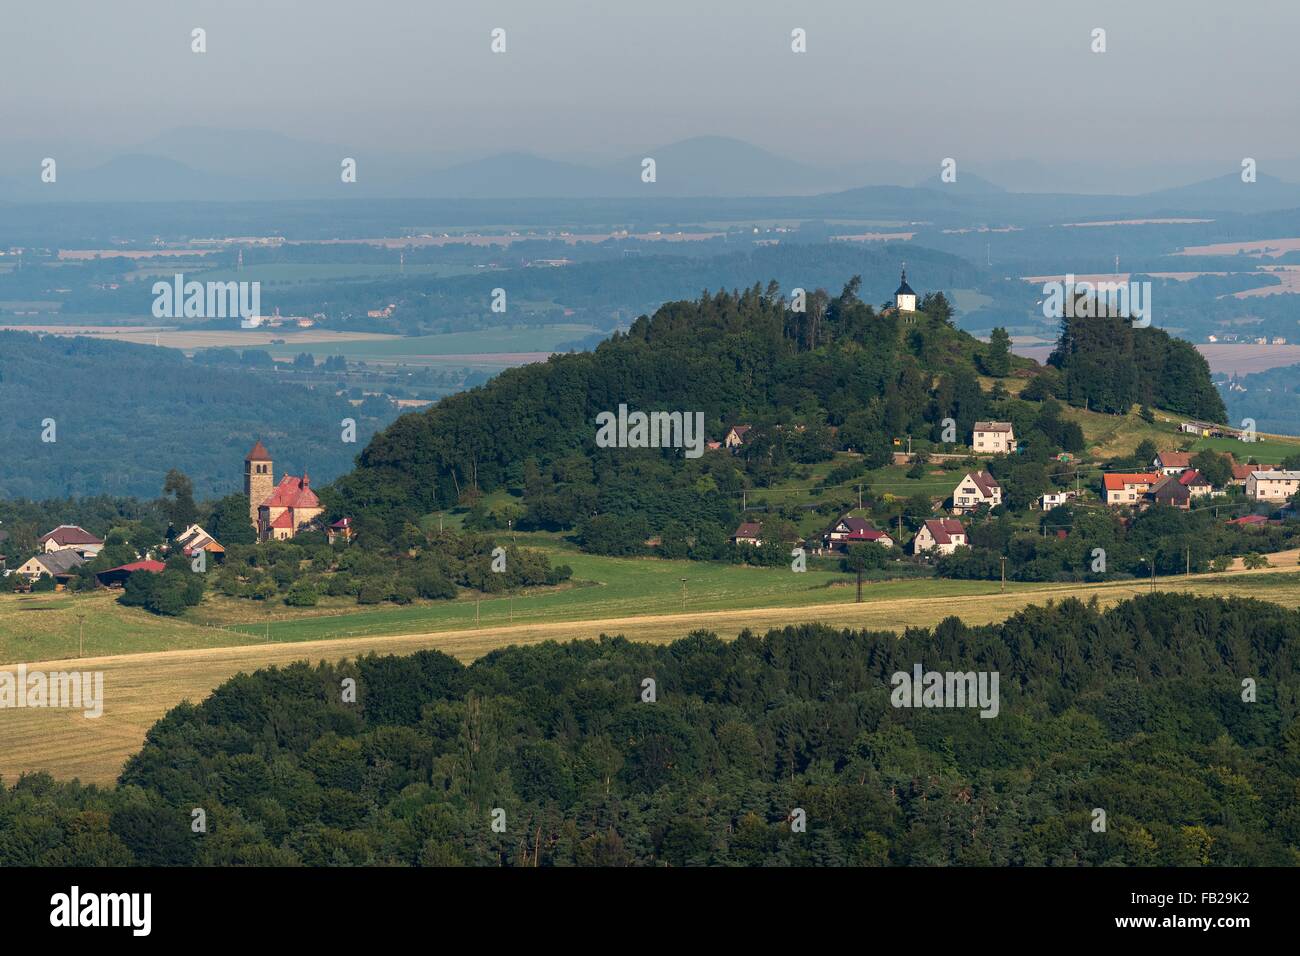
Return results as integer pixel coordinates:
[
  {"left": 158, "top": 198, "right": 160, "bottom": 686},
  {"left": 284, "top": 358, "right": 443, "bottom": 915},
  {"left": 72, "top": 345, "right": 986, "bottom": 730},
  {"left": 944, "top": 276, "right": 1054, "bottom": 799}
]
[{"left": 3, "top": 569, "right": 1299, "bottom": 785}]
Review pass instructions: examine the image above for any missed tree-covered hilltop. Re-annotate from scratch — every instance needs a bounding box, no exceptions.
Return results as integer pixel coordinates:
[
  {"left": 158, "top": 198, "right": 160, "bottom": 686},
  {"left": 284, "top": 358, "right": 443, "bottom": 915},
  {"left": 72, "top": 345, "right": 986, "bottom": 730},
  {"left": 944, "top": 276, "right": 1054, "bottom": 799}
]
[
  {"left": 334, "top": 281, "right": 1224, "bottom": 546},
  {"left": 3, "top": 593, "right": 1296, "bottom": 866},
  {"left": 1048, "top": 312, "right": 1227, "bottom": 421},
  {"left": 335, "top": 282, "right": 1013, "bottom": 531}
]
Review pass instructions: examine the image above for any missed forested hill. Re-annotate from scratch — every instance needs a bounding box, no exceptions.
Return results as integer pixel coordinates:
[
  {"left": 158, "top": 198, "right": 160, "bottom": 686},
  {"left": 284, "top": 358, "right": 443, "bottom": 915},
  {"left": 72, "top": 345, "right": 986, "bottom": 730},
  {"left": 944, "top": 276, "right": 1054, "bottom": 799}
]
[
  {"left": 337, "top": 282, "right": 990, "bottom": 525},
  {"left": 6, "top": 593, "right": 1297, "bottom": 866},
  {"left": 0, "top": 331, "right": 393, "bottom": 499},
  {"left": 336, "top": 281, "right": 1224, "bottom": 537}
]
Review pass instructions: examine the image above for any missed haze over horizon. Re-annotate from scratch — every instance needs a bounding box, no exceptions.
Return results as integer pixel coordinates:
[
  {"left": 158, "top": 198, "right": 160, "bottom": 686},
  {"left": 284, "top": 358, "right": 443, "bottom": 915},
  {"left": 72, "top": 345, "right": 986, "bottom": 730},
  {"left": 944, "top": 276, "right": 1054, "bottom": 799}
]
[{"left": 3, "top": 0, "right": 1300, "bottom": 196}]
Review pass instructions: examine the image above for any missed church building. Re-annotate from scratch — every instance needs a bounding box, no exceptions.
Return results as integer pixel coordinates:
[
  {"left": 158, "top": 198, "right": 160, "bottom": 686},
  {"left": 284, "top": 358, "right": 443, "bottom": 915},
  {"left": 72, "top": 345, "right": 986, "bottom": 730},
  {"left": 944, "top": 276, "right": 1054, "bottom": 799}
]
[
  {"left": 244, "top": 440, "right": 325, "bottom": 541},
  {"left": 894, "top": 267, "right": 917, "bottom": 312}
]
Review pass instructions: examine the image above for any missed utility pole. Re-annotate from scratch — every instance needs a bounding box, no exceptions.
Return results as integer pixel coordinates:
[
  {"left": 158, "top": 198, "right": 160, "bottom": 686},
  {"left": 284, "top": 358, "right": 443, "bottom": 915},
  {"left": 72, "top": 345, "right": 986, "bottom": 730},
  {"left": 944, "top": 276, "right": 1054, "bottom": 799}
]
[
  {"left": 476, "top": 596, "right": 480, "bottom": 626},
  {"left": 1000, "top": 556, "right": 1006, "bottom": 593},
  {"left": 857, "top": 484, "right": 862, "bottom": 510},
  {"left": 77, "top": 612, "right": 85, "bottom": 658},
  {"left": 1186, "top": 546, "right": 1191, "bottom": 577},
  {"left": 680, "top": 578, "right": 687, "bottom": 612}
]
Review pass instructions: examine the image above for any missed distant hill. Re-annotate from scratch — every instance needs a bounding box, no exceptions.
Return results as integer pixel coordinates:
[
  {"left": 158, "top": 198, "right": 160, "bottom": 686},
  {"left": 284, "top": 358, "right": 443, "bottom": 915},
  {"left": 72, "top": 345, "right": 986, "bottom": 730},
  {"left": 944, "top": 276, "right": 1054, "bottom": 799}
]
[
  {"left": 1144, "top": 171, "right": 1300, "bottom": 214},
  {"left": 0, "top": 331, "right": 396, "bottom": 499},
  {"left": 610, "top": 136, "right": 851, "bottom": 196},
  {"left": 912, "top": 170, "right": 1007, "bottom": 195}
]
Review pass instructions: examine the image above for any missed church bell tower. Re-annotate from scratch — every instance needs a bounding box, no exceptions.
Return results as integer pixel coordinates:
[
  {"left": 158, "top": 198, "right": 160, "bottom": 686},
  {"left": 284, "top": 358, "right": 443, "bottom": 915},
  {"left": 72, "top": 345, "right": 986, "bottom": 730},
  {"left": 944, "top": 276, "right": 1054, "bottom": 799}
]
[{"left": 244, "top": 440, "right": 273, "bottom": 531}]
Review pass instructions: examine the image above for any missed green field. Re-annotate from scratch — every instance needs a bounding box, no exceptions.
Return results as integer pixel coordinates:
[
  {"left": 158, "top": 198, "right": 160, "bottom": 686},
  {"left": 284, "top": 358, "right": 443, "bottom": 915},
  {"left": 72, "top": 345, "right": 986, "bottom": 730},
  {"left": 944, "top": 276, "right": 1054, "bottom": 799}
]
[
  {"left": 0, "top": 544, "right": 1048, "bottom": 664},
  {"left": 1192, "top": 434, "right": 1300, "bottom": 463}
]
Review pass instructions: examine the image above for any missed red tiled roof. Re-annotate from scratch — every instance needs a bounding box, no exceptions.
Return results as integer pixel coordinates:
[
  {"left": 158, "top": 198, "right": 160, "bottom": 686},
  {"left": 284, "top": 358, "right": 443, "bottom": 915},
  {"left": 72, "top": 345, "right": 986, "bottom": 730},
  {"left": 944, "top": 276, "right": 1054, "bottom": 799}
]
[
  {"left": 259, "top": 474, "right": 320, "bottom": 510},
  {"left": 269, "top": 511, "right": 295, "bottom": 529},
  {"left": 1103, "top": 472, "right": 1159, "bottom": 491},
  {"left": 1157, "top": 451, "right": 1193, "bottom": 469},
  {"left": 105, "top": 560, "right": 165, "bottom": 574},
  {"left": 732, "top": 521, "right": 763, "bottom": 539},
  {"left": 1232, "top": 463, "right": 1277, "bottom": 480},
  {"left": 245, "top": 440, "right": 272, "bottom": 461},
  {"left": 924, "top": 518, "right": 966, "bottom": 545},
  {"left": 965, "top": 470, "right": 1001, "bottom": 497},
  {"left": 330, "top": 517, "right": 353, "bottom": 529},
  {"left": 1228, "top": 514, "right": 1269, "bottom": 525},
  {"left": 38, "top": 525, "right": 103, "bottom": 546},
  {"left": 1178, "top": 469, "right": 1210, "bottom": 486}
]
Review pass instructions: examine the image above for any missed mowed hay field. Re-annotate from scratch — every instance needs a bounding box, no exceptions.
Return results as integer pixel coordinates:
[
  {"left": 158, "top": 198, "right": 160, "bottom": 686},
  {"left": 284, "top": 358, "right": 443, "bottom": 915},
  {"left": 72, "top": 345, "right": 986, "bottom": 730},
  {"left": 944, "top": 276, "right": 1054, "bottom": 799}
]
[{"left": 4, "top": 565, "right": 1300, "bottom": 785}]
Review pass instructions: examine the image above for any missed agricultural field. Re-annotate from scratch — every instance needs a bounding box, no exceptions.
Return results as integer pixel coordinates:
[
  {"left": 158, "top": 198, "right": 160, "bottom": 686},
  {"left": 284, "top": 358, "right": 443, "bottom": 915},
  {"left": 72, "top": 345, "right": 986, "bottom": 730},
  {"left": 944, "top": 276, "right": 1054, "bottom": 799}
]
[{"left": 4, "top": 563, "right": 1300, "bottom": 786}]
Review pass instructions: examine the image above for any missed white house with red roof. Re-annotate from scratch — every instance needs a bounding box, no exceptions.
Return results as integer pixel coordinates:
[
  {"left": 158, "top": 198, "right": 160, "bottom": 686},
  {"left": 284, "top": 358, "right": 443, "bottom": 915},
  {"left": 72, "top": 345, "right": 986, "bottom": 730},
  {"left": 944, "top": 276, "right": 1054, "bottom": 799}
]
[
  {"left": 912, "top": 518, "right": 967, "bottom": 555},
  {"left": 1103, "top": 472, "right": 1160, "bottom": 507},
  {"left": 951, "top": 471, "right": 1002, "bottom": 513},
  {"left": 822, "top": 516, "right": 894, "bottom": 552},
  {"left": 38, "top": 525, "right": 103, "bottom": 558}
]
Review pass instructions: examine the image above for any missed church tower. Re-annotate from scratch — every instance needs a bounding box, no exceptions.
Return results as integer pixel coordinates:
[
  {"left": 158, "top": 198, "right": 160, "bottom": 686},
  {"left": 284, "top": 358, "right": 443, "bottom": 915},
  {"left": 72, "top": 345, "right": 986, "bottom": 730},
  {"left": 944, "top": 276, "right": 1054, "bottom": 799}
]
[
  {"left": 244, "top": 440, "right": 273, "bottom": 531},
  {"left": 894, "top": 266, "right": 917, "bottom": 312}
]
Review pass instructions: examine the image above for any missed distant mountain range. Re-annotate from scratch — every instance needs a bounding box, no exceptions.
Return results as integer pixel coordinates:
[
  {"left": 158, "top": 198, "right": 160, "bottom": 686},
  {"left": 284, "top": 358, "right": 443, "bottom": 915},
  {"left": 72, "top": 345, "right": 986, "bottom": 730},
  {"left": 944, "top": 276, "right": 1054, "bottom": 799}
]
[{"left": 4, "top": 129, "right": 1300, "bottom": 220}]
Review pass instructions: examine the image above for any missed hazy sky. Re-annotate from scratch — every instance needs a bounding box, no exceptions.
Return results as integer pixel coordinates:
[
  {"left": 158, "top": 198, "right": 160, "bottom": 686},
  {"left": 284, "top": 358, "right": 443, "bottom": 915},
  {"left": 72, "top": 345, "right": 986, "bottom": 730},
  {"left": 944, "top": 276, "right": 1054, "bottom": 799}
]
[{"left": 3, "top": 0, "right": 1297, "bottom": 183}]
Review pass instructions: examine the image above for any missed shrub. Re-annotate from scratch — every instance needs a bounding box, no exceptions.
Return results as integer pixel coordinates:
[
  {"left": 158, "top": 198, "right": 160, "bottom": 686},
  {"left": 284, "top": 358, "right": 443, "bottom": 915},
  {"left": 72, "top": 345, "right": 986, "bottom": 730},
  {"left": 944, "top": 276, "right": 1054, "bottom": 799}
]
[{"left": 284, "top": 584, "right": 319, "bottom": 607}]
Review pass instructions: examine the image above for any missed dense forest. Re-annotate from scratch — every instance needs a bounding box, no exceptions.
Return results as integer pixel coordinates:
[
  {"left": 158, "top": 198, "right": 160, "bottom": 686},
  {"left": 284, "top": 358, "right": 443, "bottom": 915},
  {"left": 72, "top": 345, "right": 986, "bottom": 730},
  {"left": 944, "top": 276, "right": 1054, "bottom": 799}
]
[
  {"left": 0, "top": 331, "right": 395, "bottom": 498},
  {"left": 1, "top": 593, "right": 1296, "bottom": 866}
]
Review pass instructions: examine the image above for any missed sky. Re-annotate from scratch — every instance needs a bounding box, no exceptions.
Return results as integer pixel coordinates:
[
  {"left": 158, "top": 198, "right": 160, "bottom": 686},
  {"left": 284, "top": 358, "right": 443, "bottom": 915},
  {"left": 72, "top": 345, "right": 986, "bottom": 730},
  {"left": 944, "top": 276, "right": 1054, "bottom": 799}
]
[{"left": 1, "top": 0, "right": 1297, "bottom": 192}]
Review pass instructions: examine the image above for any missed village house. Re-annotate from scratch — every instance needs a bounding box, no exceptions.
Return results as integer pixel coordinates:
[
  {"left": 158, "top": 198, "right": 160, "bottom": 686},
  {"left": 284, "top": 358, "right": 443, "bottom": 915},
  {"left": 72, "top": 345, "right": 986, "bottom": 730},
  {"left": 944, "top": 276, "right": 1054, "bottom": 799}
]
[
  {"left": 244, "top": 440, "right": 325, "bottom": 541},
  {"left": 37, "top": 525, "right": 103, "bottom": 558},
  {"left": 1152, "top": 451, "right": 1193, "bottom": 475},
  {"left": 96, "top": 559, "right": 165, "bottom": 589},
  {"left": 1246, "top": 470, "right": 1300, "bottom": 502},
  {"left": 15, "top": 549, "right": 86, "bottom": 586},
  {"left": 912, "top": 518, "right": 967, "bottom": 556},
  {"left": 731, "top": 521, "right": 763, "bottom": 547},
  {"left": 1230, "top": 461, "right": 1278, "bottom": 488},
  {"left": 951, "top": 471, "right": 1002, "bottom": 513},
  {"left": 723, "top": 425, "right": 752, "bottom": 450},
  {"left": 327, "top": 517, "right": 355, "bottom": 545},
  {"left": 972, "top": 421, "right": 1017, "bottom": 455},
  {"left": 1103, "top": 472, "right": 1159, "bottom": 507},
  {"left": 1150, "top": 474, "right": 1192, "bottom": 510},
  {"left": 822, "top": 516, "right": 894, "bottom": 552},
  {"left": 1177, "top": 469, "right": 1214, "bottom": 500},
  {"left": 1038, "top": 489, "right": 1079, "bottom": 510},
  {"left": 1180, "top": 421, "right": 1217, "bottom": 437},
  {"left": 173, "top": 524, "right": 225, "bottom": 561}
]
